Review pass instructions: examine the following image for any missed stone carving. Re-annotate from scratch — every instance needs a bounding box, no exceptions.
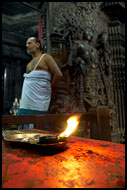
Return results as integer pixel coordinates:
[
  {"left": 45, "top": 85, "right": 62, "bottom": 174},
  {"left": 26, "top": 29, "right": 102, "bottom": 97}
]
[
  {"left": 96, "top": 30, "right": 114, "bottom": 107},
  {"left": 48, "top": 2, "right": 114, "bottom": 115}
]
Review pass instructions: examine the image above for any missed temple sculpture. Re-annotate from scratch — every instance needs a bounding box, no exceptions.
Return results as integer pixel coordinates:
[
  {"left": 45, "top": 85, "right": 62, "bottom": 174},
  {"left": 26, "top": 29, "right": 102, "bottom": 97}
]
[{"left": 47, "top": 2, "right": 125, "bottom": 143}]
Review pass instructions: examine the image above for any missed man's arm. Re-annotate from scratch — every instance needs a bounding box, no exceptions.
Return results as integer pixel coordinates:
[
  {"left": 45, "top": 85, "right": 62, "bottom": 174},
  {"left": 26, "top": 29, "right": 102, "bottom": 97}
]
[{"left": 45, "top": 54, "right": 63, "bottom": 87}]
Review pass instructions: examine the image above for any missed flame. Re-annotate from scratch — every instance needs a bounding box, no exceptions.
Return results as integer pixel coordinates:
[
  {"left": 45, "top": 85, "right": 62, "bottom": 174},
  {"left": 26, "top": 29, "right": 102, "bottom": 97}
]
[{"left": 59, "top": 115, "right": 81, "bottom": 137}]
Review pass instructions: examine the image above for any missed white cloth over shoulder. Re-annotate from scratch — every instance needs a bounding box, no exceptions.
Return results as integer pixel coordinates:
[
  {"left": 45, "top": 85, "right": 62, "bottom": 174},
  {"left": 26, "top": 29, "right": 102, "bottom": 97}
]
[{"left": 20, "top": 70, "right": 51, "bottom": 111}]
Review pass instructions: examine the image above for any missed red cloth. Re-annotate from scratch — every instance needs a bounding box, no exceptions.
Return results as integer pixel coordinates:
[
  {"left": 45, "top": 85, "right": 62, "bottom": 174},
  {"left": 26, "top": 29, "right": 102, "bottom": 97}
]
[{"left": 38, "top": 18, "right": 43, "bottom": 43}]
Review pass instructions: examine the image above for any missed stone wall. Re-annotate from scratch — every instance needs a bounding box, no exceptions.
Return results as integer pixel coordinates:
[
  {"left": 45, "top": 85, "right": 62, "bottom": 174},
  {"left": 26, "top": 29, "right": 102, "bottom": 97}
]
[{"left": 47, "top": 2, "right": 125, "bottom": 143}]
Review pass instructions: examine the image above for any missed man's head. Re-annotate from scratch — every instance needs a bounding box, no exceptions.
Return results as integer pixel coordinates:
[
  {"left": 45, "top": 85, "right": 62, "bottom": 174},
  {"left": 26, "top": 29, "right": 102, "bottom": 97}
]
[{"left": 26, "top": 37, "right": 42, "bottom": 55}]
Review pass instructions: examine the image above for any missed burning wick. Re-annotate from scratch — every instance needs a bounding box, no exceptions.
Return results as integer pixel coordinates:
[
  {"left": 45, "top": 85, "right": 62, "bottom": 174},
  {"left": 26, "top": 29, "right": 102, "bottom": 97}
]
[
  {"left": 59, "top": 115, "right": 81, "bottom": 137},
  {"left": 37, "top": 115, "right": 82, "bottom": 144}
]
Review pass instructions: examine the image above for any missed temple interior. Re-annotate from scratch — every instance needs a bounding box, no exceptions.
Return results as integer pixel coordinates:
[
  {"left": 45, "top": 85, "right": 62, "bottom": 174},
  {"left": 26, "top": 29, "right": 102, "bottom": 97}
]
[
  {"left": 2, "top": 2, "right": 125, "bottom": 189},
  {"left": 2, "top": 2, "right": 125, "bottom": 143}
]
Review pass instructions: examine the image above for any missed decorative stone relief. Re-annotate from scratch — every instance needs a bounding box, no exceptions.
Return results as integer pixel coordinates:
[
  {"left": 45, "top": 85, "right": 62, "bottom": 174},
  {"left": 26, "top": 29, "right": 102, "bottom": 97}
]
[{"left": 48, "top": 2, "right": 114, "bottom": 118}]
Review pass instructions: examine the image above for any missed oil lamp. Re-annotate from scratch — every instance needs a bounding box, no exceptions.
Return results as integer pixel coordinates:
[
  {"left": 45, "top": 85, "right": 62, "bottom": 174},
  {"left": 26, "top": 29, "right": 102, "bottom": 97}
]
[{"left": 38, "top": 115, "right": 80, "bottom": 144}]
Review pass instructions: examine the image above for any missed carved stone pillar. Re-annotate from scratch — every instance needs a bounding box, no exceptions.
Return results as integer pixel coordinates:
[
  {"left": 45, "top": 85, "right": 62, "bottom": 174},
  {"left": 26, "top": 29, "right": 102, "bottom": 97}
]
[{"left": 101, "top": 2, "right": 125, "bottom": 143}]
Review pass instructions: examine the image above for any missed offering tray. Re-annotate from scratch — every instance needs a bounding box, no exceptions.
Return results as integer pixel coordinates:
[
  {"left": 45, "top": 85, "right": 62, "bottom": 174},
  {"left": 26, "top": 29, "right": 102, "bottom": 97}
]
[{"left": 2, "top": 130, "right": 68, "bottom": 149}]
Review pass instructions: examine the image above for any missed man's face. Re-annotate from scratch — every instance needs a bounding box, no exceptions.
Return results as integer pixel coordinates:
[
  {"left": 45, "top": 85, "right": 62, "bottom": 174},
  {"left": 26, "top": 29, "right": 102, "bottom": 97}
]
[{"left": 26, "top": 37, "right": 39, "bottom": 55}]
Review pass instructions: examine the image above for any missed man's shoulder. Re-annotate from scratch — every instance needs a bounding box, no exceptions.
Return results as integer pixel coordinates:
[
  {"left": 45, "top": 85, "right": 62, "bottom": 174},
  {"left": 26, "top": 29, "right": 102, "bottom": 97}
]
[
  {"left": 43, "top": 53, "right": 54, "bottom": 60},
  {"left": 44, "top": 53, "right": 52, "bottom": 57}
]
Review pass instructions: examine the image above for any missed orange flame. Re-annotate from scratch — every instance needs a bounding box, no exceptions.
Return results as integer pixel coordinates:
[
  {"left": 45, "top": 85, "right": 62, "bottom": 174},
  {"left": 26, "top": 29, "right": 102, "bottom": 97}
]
[{"left": 59, "top": 115, "right": 81, "bottom": 137}]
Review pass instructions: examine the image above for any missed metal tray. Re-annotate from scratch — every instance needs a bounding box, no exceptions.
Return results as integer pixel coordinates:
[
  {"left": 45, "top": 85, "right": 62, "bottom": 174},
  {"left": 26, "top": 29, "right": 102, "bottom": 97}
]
[{"left": 2, "top": 130, "right": 68, "bottom": 150}]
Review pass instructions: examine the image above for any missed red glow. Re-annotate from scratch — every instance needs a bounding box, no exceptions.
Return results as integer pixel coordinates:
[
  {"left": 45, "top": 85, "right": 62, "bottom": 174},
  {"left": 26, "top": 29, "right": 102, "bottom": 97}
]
[{"left": 2, "top": 131, "right": 125, "bottom": 188}]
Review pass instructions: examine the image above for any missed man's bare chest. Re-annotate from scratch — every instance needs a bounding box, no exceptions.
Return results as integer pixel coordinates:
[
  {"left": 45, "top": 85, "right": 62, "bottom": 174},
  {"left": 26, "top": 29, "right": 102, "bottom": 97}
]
[{"left": 27, "top": 59, "right": 48, "bottom": 73}]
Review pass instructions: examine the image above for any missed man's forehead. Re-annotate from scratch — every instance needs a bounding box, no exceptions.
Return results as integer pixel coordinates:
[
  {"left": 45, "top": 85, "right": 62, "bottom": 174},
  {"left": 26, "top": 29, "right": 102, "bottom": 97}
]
[{"left": 27, "top": 37, "right": 36, "bottom": 42}]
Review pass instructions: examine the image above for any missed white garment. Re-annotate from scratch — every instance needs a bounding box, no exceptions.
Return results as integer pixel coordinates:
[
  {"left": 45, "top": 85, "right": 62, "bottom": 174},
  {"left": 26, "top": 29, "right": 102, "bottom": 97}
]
[{"left": 20, "top": 70, "right": 51, "bottom": 111}]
